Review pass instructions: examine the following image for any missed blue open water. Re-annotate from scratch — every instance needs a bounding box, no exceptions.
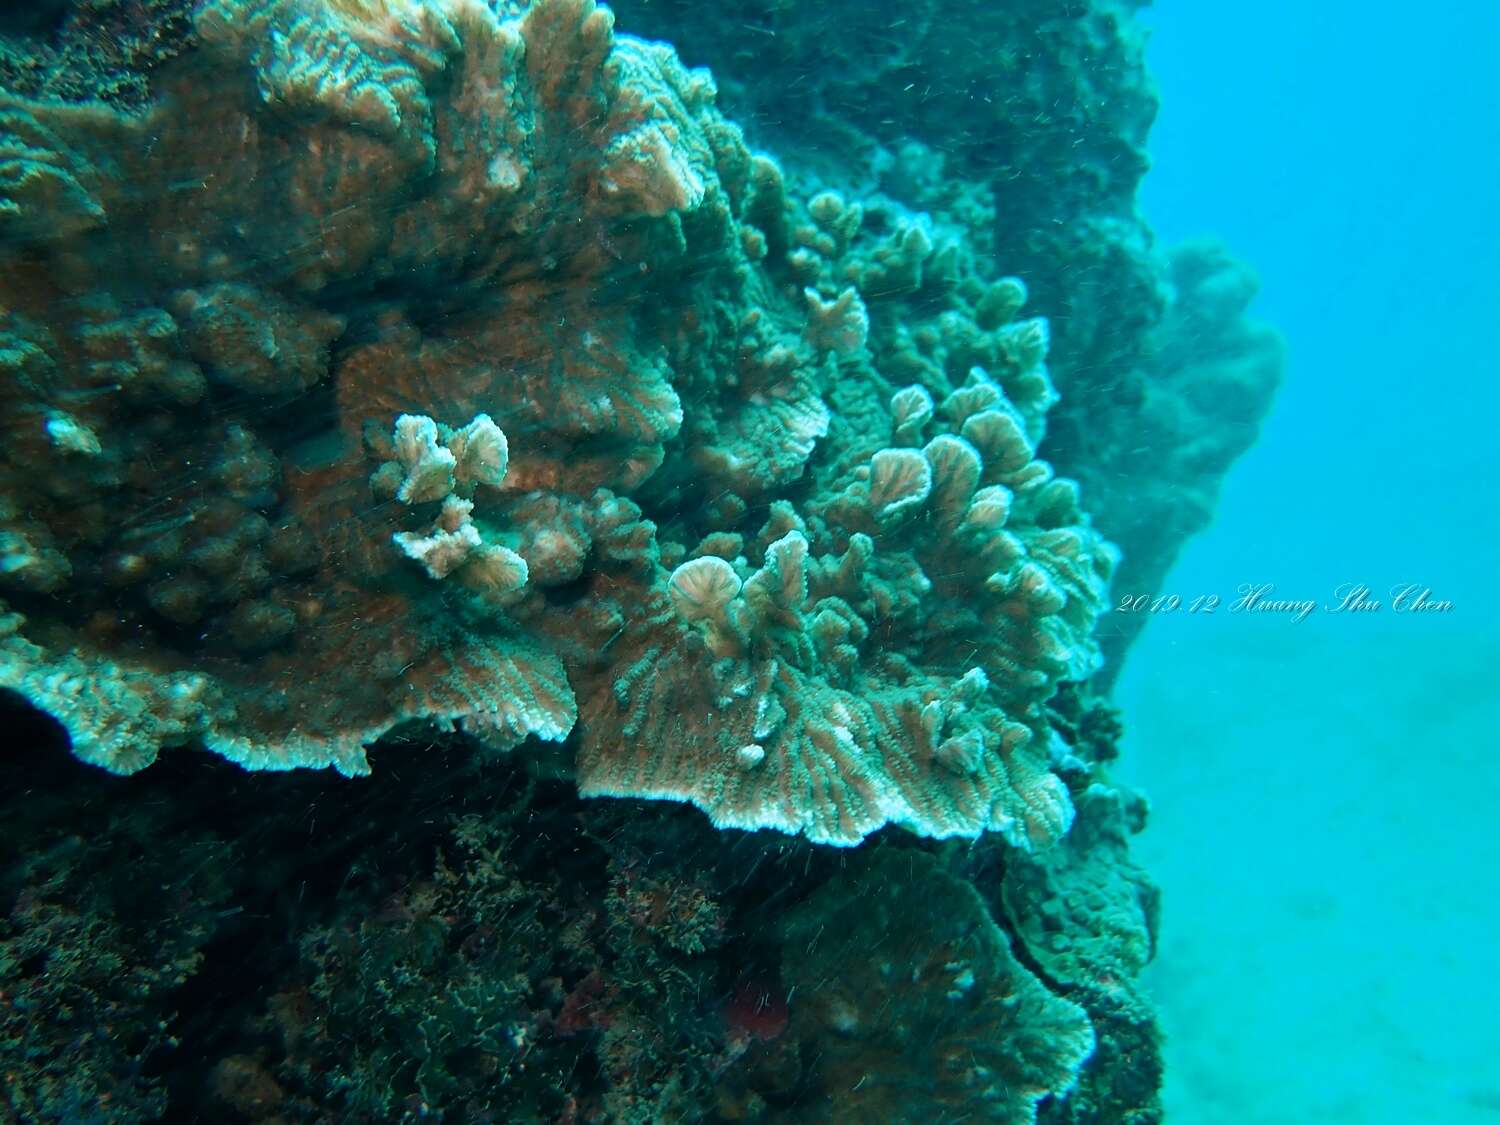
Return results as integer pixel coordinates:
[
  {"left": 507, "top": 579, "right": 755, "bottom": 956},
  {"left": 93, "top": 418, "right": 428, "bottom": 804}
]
[{"left": 1123, "top": 4, "right": 1500, "bottom": 1120}]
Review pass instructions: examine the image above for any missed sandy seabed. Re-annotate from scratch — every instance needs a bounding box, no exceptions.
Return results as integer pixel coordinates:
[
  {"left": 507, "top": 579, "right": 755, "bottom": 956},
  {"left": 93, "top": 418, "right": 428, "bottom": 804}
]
[{"left": 1116, "top": 612, "right": 1499, "bottom": 1124}]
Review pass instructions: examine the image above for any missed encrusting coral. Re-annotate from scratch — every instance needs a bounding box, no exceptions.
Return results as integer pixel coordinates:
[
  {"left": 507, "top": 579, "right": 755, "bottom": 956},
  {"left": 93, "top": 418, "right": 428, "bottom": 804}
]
[
  {"left": 1001, "top": 781, "right": 1164, "bottom": 1123},
  {"left": 571, "top": 348, "right": 1115, "bottom": 845},
  {"left": 0, "top": 0, "right": 1117, "bottom": 850},
  {"left": 778, "top": 848, "right": 1096, "bottom": 1123}
]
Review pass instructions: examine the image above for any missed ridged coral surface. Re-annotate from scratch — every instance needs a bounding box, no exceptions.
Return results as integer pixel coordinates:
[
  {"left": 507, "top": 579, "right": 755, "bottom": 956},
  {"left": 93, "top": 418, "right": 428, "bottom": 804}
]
[{"left": 0, "top": 0, "right": 1119, "bottom": 848}]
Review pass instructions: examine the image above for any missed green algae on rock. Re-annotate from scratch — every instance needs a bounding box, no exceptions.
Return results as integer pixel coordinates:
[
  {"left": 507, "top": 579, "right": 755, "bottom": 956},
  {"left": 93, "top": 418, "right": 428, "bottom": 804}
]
[
  {"left": 0, "top": 0, "right": 196, "bottom": 110},
  {"left": 779, "top": 849, "right": 1096, "bottom": 1123}
]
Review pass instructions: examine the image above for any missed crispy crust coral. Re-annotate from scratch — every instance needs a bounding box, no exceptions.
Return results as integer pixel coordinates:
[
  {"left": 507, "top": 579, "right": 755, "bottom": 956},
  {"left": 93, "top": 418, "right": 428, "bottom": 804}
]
[{"left": 1, "top": 0, "right": 1114, "bottom": 846}]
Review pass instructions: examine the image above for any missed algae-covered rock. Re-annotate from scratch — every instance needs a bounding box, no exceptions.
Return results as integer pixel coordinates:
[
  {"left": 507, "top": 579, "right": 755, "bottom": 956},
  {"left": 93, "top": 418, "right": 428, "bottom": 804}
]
[{"left": 779, "top": 849, "right": 1095, "bottom": 1123}]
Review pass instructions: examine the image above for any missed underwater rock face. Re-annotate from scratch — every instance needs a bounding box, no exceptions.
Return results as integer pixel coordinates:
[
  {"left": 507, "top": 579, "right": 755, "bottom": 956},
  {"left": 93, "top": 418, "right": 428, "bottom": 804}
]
[
  {"left": 1, "top": 712, "right": 1163, "bottom": 1123},
  {"left": 1080, "top": 241, "right": 1286, "bottom": 683},
  {"left": 0, "top": 0, "right": 196, "bottom": 108},
  {"left": 779, "top": 848, "right": 1096, "bottom": 1123},
  {"left": 0, "top": 0, "right": 1118, "bottom": 848}
]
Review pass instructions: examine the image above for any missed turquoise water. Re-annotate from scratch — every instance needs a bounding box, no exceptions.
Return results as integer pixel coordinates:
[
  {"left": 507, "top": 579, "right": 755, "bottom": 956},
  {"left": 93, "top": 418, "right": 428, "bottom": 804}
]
[
  {"left": 1122, "top": 619, "right": 1500, "bottom": 1122},
  {"left": 1128, "top": 4, "right": 1500, "bottom": 1120}
]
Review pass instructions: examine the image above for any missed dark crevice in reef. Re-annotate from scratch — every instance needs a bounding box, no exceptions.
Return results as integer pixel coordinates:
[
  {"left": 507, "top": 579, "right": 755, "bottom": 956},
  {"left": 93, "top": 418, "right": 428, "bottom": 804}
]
[
  {"left": 1, "top": 690, "right": 1163, "bottom": 1123},
  {"left": 4, "top": 702, "right": 1162, "bottom": 1121},
  {"left": 0, "top": 701, "right": 846, "bottom": 1118},
  {"left": 0, "top": 4, "right": 73, "bottom": 38},
  {"left": 0, "top": 0, "right": 197, "bottom": 108},
  {"left": 0, "top": 686, "right": 68, "bottom": 755}
]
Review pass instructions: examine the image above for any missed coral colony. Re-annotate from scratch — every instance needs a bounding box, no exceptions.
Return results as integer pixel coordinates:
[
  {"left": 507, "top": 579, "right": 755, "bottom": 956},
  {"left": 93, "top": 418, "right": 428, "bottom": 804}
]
[{"left": 0, "top": 0, "right": 1277, "bottom": 1120}]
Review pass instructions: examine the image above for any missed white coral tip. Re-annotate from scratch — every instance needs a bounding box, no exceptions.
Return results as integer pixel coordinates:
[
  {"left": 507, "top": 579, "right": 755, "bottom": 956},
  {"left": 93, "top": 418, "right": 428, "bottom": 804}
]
[{"left": 669, "top": 555, "right": 742, "bottom": 624}]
